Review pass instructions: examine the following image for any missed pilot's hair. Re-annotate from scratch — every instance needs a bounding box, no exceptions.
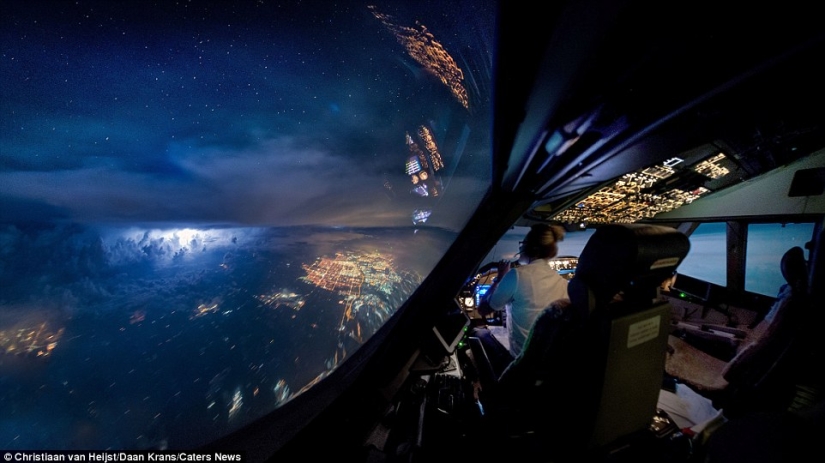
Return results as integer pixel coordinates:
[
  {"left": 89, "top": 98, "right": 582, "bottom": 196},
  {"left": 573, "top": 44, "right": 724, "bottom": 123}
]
[{"left": 522, "top": 223, "right": 565, "bottom": 259}]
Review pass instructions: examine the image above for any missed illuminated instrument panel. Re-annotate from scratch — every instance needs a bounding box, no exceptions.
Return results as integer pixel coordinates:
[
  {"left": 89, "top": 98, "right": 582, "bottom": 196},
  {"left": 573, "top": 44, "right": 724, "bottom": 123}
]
[{"left": 548, "top": 255, "right": 578, "bottom": 279}]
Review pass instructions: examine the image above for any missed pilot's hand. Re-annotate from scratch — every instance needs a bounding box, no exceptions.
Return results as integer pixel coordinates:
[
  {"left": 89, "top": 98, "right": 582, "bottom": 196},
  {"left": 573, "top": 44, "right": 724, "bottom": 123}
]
[
  {"left": 477, "top": 300, "right": 494, "bottom": 316},
  {"left": 496, "top": 259, "right": 511, "bottom": 277}
]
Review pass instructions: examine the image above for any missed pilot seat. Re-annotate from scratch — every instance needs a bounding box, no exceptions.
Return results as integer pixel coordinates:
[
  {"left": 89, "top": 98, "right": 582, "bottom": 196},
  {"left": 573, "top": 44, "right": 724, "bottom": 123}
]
[
  {"left": 467, "top": 223, "right": 690, "bottom": 462},
  {"left": 665, "top": 244, "right": 811, "bottom": 416}
]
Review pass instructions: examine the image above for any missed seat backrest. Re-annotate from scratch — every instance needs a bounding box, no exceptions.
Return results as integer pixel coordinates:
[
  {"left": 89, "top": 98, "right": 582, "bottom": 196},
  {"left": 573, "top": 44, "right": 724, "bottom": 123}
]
[
  {"left": 809, "top": 226, "right": 824, "bottom": 303},
  {"left": 801, "top": 225, "right": 825, "bottom": 405},
  {"left": 722, "top": 246, "right": 808, "bottom": 386},
  {"left": 573, "top": 224, "right": 690, "bottom": 450},
  {"left": 748, "top": 246, "right": 807, "bottom": 339},
  {"left": 589, "top": 300, "right": 674, "bottom": 448}
]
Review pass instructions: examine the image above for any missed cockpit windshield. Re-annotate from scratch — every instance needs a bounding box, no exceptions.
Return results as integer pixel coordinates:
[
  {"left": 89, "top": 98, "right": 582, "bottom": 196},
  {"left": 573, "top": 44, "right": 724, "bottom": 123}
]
[{"left": 0, "top": 1, "right": 494, "bottom": 450}]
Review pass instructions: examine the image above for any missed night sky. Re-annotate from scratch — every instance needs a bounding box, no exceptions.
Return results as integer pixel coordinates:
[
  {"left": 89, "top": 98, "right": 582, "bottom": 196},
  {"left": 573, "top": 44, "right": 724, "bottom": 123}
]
[
  {"left": 1, "top": 0, "right": 495, "bottom": 228},
  {"left": 0, "top": 0, "right": 496, "bottom": 450}
]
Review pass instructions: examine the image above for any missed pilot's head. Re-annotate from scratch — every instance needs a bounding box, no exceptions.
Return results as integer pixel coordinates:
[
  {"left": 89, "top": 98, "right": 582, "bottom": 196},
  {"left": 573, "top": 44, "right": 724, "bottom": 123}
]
[{"left": 521, "top": 223, "right": 565, "bottom": 261}]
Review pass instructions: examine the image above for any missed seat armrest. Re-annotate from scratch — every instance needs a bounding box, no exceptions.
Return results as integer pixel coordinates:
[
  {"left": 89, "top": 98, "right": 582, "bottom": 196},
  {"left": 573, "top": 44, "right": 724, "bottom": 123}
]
[
  {"left": 701, "top": 324, "right": 748, "bottom": 339},
  {"left": 672, "top": 325, "right": 741, "bottom": 361}
]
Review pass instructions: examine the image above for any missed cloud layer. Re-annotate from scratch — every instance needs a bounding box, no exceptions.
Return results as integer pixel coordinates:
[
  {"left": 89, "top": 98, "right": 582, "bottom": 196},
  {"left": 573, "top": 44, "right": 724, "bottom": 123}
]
[{"left": 1, "top": 1, "right": 494, "bottom": 230}]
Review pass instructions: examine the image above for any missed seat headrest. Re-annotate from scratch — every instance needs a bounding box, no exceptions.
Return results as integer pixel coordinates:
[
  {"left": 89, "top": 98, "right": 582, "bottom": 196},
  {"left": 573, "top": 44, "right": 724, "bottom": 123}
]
[
  {"left": 781, "top": 246, "right": 807, "bottom": 291},
  {"left": 570, "top": 224, "right": 690, "bottom": 308}
]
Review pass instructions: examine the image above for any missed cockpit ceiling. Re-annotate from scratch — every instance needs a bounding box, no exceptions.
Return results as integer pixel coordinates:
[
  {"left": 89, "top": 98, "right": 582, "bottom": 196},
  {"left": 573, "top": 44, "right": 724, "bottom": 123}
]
[
  {"left": 548, "top": 151, "right": 731, "bottom": 225},
  {"left": 527, "top": 147, "right": 825, "bottom": 226},
  {"left": 520, "top": 77, "right": 825, "bottom": 225},
  {"left": 651, "top": 149, "right": 825, "bottom": 222},
  {"left": 516, "top": 21, "right": 825, "bottom": 227}
]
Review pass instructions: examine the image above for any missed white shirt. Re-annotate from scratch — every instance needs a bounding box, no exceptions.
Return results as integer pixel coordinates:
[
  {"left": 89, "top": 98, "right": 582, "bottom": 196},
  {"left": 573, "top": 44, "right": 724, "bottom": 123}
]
[{"left": 488, "top": 259, "right": 569, "bottom": 357}]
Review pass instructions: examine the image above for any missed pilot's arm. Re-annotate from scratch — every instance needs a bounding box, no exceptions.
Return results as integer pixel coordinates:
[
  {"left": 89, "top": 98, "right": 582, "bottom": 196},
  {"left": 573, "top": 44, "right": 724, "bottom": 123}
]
[{"left": 478, "top": 261, "right": 516, "bottom": 316}]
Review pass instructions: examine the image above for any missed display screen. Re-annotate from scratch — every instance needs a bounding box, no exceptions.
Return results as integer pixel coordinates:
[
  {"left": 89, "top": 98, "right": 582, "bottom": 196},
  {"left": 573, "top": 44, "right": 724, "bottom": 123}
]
[
  {"left": 670, "top": 273, "right": 711, "bottom": 303},
  {"left": 474, "top": 284, "right": 491, "bottom": 308}
]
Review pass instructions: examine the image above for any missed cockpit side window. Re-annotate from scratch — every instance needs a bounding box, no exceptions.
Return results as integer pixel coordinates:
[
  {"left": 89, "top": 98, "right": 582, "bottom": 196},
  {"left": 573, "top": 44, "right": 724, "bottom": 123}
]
[
  {"left": 678, "top": 222, "right": 727, "bottom": 287},
  {"left": 745, "top": 223, "right": 814, "bottom": 296}
]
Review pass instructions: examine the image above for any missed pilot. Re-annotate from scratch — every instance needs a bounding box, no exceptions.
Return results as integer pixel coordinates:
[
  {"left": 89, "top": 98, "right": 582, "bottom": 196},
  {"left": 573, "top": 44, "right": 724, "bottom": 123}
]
[{"left": 477, "top": 223, "right": 569, "bottom": 371}]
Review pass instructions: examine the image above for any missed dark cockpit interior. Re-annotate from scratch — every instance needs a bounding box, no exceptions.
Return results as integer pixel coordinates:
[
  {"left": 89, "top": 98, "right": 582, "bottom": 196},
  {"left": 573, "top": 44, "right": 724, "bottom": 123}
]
[
  {"left": 6, "top": 0, "right": 817, "bottom": 461},
  {"left": 245, "top": 2, "right": 825, "bottom": 461}
]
